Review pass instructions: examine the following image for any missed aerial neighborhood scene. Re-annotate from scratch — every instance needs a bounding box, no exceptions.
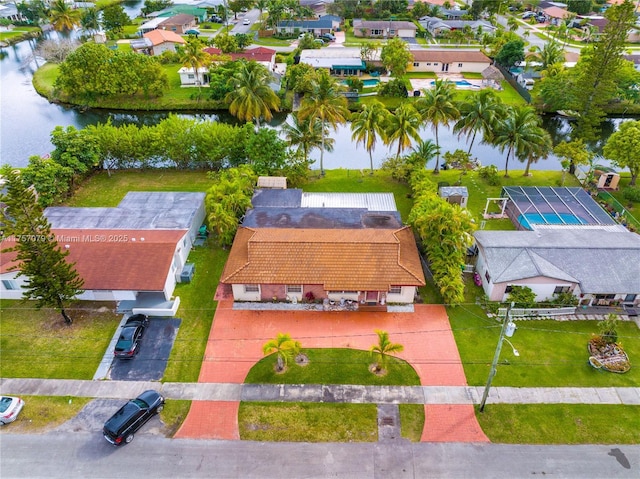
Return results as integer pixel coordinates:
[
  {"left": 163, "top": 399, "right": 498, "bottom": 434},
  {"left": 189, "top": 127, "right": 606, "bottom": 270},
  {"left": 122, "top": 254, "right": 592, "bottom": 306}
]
[{"left": 1, "top": 0, "right": 640, "bottom": 476}]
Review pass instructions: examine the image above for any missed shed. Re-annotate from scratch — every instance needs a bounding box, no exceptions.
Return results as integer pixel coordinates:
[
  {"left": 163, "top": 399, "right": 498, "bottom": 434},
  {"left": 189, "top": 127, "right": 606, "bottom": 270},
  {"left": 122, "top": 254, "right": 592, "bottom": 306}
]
[
  {"left": 439, "top": 186, "right": 468, "bottom": 208},
  {"left": 257, "top": 176, "right": 287, "bottom": 189},
  {"left": 593, "top": 167, "right": 620, "bottom": 190}
]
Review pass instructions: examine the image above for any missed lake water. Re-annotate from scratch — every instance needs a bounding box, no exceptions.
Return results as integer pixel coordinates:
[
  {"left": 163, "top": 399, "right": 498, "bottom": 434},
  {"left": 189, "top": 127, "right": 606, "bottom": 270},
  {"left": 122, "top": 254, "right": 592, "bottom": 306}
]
[{"left": 0, "top": 26, "right": 625, "bottom": 172}]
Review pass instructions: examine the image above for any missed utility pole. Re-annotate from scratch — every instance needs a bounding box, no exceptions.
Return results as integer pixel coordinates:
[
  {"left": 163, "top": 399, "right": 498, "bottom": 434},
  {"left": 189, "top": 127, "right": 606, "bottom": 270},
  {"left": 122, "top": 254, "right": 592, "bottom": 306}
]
[{"left": 479, "top": 302, "right": 516, "bottom": 412}]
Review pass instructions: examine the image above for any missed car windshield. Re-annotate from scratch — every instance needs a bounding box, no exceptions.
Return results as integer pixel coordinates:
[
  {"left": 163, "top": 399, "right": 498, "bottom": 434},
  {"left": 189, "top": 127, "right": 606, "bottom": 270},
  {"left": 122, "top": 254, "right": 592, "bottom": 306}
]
[
  {"left": 0, "top": 397, "right": 13, "bottom": 413},
  {"left": 132, "top": 398, "right": 149, "bottom": 409}
]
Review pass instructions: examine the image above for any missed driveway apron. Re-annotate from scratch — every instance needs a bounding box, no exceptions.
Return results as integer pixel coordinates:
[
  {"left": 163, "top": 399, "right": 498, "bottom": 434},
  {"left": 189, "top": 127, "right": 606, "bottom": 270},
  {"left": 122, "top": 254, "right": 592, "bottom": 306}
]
[{"left": 175, "top": 302, "right": 488, "bottom": 442}]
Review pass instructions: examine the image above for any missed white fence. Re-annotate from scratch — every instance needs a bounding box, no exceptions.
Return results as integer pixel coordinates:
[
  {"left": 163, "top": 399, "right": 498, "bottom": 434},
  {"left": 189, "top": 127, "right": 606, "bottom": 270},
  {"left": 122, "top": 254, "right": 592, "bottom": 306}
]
[{"left": 497, "top": 306, "right": 577, "bottom": 318}]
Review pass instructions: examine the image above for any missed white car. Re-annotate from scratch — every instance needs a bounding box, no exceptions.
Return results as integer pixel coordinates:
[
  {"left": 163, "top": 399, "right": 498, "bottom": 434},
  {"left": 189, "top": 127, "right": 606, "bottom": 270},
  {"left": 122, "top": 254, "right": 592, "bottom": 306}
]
[
  {"left": 0, "top": 396, "right": 24, "bottom": 425},
  {"left": 243, "top": 18, "right": 251, "bottom": 25}
]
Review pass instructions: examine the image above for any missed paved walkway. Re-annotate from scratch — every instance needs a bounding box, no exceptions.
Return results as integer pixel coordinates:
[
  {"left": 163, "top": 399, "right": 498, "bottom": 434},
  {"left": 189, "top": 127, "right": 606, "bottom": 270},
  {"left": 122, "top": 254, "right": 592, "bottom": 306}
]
[{"left": 2, "top": 378, "right": 639, "bottom": 406}]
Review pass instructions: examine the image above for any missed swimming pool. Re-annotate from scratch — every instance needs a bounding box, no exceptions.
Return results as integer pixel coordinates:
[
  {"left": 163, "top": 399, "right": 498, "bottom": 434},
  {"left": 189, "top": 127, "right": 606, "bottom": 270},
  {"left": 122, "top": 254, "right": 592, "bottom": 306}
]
[
  {"left": 342, "top": 78, "right": 379, "bottom": 87},
  {"left": 518, "top": 213, "right": 587, "bottom": 230},
  {"left": 430, "top": 80, "right": 474, "bottom": 87}
]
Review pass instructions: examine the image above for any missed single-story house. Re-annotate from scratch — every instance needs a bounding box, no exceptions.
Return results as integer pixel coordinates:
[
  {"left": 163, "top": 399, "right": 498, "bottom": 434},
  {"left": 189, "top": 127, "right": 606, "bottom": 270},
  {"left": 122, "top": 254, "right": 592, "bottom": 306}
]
[
  {"left": 474, "top": 229, "right": 640, "bottom": 307},
  {"left": 352, "top": 19, "right": 417, "bottom": 38},
  {"left": 0, "top": 3, "right": 26, "bottom": 22},
  {"left": 299, "top": 47, "right": 379, "bottom": 76},
  {"left": 220, "top": 189, "right": 425, "bottom": 306},
  {"left": 154, "top": 6, "right": 208, "bottom": 23},
  {"left": 138, "top": 16, "right": 168, "bottom": 35},
  {"left": 179, "top": 46, "right": 278, "bottom": 86},
  {"left": 409, "top": 50, "right": 491, "bottom": 74},
  {"left": 542, "top": 6, "right": 573, "bottom": 25},
  {"left": 419, "top": 16, "right": 496, "bottom": 36},
  {"left": 300, "top": 0, "right": 332, "bottom": 16},
  {"left": 141, "top": 29, "right": 186, "bottom": 56},
  {"left": 159, "top": 13, "right": 197, "bottom": 34},
  {"left": 277, "top": 14, "right": 341, "bottom": 36},
  {"left": 0, "top": 192, "right": 206, "bottom": 311},
  {"left": 431, "top": 8, "right": 469, "bottom": 20}
]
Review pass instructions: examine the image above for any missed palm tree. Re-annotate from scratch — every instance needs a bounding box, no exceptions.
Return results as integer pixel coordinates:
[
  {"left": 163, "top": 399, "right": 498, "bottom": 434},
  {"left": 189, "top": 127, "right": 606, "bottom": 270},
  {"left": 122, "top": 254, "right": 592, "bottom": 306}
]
[
  {"left": 49, "top": 0, "right": 82, "bottom": 32},
  {"left": 409, "top": 139, "right": 439, "bottom": 170},
  {"left": 453, "top": 89, "right": 504, "bottom": 155},
  {"left": 80, "top": 8, "right": 101, "bottom": 35},
  {"left": 383, "top": 103, "right": 422, "bottom": 161},
  {"left": 262, "top": 333, "right": 301, "bottom": 372},
  {"left": 226, "top": 60, "right": 281, "bottom": 128},
  {"left": 492, "top": 105, "right": 542, "bottom": 177},
  {"left": 369, "top": 330, "right": 404, "bottom": 374},
  {"left": 179, "top": 36, "right": 210, "bottom": 97},
  {"left": 297, "top": 69, "right": 349, "bottom": 175},
  {"left": 282, "top": 113, "right": 334, "bottom": 163},
  {"left": 526, "top": 40, "right": 564, "bottom": 71},
  {"left": 521, "top": 126, "right": 552, "bottom": 176},
  {"left": 350, "top": 100, "right": 389, "bottom": 174},
  {"left": 415, "top": 79, "right": 459, "bottom": 174}
]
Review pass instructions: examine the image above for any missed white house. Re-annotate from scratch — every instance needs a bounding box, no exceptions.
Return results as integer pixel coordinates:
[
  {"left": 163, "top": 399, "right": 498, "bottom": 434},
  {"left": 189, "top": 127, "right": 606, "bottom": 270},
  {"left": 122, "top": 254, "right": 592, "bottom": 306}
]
[{"left": 409, "top": 50, "right": 491, "bottom": 74}]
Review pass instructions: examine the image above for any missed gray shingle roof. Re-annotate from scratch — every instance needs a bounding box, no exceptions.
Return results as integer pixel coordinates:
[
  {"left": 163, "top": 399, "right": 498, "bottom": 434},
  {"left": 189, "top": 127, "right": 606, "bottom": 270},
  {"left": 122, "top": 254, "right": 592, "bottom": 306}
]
[{"left": 475, "top": 230, "right": 640, "bottom": 294}]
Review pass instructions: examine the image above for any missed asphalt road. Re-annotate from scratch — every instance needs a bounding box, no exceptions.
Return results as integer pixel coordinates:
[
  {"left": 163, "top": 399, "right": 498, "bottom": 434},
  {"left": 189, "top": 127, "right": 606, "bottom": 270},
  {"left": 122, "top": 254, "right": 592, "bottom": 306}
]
[{"left": 1, "top": 432, "right": 638, "bottom": 479}]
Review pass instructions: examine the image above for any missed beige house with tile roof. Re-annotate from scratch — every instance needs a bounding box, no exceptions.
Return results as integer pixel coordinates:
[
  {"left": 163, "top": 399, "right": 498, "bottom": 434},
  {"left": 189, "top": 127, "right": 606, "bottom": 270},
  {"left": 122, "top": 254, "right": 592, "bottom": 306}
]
[
  {"left": 409, "top": 50, "right": 491, "bottom": 74},
  {"left": 221, "top": 226, "right": 425, "bottom": 305}
]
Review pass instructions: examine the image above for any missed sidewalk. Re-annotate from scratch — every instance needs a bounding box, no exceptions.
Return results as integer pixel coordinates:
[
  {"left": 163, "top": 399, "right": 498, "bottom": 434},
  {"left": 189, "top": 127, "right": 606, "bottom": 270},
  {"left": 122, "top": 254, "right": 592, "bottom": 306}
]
[{"left": 2, "top": 378, "right": 639, "bottom": 406}]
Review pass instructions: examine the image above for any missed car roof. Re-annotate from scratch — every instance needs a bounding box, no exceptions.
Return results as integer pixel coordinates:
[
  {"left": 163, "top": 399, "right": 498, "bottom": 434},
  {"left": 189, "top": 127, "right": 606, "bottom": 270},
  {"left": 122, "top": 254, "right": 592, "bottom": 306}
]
[{"left": 104, "top": 401, "right": 143, "bottom": 432}]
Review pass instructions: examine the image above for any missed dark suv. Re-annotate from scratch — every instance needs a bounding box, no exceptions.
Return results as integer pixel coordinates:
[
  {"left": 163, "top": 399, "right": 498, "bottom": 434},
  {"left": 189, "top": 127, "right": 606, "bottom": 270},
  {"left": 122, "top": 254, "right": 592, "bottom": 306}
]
[
  {"left": 114, "top": 314, "right": 149, "bottom": 359},
  {"left": 103, "top": 390, "right": 164, "bottom": 446}
]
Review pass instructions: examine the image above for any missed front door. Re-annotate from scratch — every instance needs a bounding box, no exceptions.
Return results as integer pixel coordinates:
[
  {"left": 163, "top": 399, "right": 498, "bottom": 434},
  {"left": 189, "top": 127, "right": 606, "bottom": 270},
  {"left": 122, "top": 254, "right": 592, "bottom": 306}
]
[
  {"left": 441, "top": 63, "right": 449, "bottom": 72},
  {"left": 366, "top": 291, "right": 378, "bottom": 304}
]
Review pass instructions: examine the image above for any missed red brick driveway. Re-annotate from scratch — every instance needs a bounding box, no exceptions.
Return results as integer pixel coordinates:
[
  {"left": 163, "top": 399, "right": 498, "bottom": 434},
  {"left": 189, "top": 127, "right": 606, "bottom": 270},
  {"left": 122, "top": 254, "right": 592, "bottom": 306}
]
[{"left": 175, "top": 301, "right": 488, "bottom": 443}]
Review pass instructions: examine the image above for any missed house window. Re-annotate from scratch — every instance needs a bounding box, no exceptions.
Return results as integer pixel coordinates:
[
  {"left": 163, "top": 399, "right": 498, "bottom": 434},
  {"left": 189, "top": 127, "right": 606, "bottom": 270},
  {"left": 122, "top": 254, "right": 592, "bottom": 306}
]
[
  {"left": 2, "top": 280, "right": 18, "bottom": 290},
  {"left": 595, "top": 294, "right": 615, "bottom": 300},
  {"left": 329, "top": 290, "right": 357, "bottom": 295},
  {"left": 625, "top": 294, "right": 637, "bottom": 302},
  {"left": 389, "top": 30, "right": 395, "bottom": 35},
  {"left": 485, "top": 271, "right": 491, "bottom": 282},
  {"left": 458, "top": 63, "right": 463, "bottom": 67},
  {"left": 244, "top": 284, "right": 259, "bottom": 293},
  {"left": 554, "top": 286, "right": 571, "bottom": 294},
  {"left": 413, "top": 62, "right": 419, "bottom": 67},
  {"left": 371, "top": 29, "right": 383, "bottom": 35},
  {"left": 389, "top": 286, "right": 402, "bottom": 295},
  {"left": 188, "top": 74, "right": 194, "bottom": 79},
  {"left": 426, "top": 62, "right": 431, "bottom": 66},
  {"left": 505, "top": 285, "right": 513, "bottom": 294},
  {"left": 286, "top": 285, "right": 302, "bottom": 294}
]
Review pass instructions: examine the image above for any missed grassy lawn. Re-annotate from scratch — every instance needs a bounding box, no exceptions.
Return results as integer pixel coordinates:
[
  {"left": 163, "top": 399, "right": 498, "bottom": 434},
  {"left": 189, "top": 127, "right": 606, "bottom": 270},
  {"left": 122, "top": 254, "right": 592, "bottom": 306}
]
[
  {"left": 245, "top": 348, "right": 422, "bottom": 386},
  {"left": 0, "top": 26, "right": 40, "bottom": 41},
  {"left": 239, "top": 402, "right": 378, "bottom": 442},
  {"left": 241, "top": 348, "right": 423, "bottom": 442},
  {"left": 477, "top": 405, "right": 640, "bottom": 444},
  {"left": 0, "top": 301, "right": 120, "bottom": 379},
  {"left": 0, "top": 396, "right": 91, "bottom": 433},
  {"left": 448, "top": 304, "right": 640, "bottom": 387},
  {"left": 161, "top": 399, "right": 192, "bottom": 437}
]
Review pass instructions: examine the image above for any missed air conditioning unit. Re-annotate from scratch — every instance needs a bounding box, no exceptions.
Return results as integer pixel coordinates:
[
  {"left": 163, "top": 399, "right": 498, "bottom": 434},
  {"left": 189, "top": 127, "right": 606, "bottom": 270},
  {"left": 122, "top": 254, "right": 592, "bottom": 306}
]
[{"left": 180, "top": 263, "right": 195, "bottom": 283}]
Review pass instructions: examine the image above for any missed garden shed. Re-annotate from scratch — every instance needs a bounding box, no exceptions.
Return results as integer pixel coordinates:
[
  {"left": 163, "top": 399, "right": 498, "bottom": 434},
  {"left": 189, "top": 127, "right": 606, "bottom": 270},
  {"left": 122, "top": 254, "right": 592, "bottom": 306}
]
[
  {"left": 439, "top": 186, "right": 468, "bottom": 208},
  {"left": 593, "top": 167, "right": 620, "bottom": 190}
]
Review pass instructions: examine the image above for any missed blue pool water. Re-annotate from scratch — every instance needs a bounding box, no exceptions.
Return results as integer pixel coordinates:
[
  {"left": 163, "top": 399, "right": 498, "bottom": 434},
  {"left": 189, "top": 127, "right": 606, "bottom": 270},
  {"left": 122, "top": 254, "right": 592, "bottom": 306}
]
[
  {"left": 342, "top": 78, "right": 379, "bottom": 86},
  {"left": 430, "top": 80, "right": 474, "bottom": 86},
  {"left": 518, "top": 213, "right": 587, "bottom": 230}
]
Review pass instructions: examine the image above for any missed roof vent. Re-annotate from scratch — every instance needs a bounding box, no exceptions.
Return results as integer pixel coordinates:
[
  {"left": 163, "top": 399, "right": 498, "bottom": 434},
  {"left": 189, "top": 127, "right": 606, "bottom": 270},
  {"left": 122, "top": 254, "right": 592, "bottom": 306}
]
[
  {"left": 64, "top": 244, "right": 70, "bottom": 249},
  {"left": 131, "top": 238, "right": 136, "bottom": 242}
]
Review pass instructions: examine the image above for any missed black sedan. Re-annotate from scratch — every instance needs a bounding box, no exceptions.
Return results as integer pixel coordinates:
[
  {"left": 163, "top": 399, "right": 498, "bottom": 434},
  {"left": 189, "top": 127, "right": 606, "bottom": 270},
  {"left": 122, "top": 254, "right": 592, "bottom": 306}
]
[
  {"left": 103, "top": 390, "right": 164, "bottom": 446},
  {"left": 114, "top": 314, "right": 149, "bottom": 359}
]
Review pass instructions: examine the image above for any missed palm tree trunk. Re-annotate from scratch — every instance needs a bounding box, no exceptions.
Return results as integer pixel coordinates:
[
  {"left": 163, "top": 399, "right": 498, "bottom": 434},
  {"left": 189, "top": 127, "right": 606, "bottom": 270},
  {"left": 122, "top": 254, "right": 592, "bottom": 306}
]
[
  {"left": 369, "top": 150, "right": 374, "bottom": 174},
  {"left": 433, "top": 125, "right": 440, "bottom": 174},
  {"left": 320, "top": 119, "right": 325, "bottom": 175},
  {"left": 467, "top": 129, "right": 478, "bottom": 155},
  {"left": 396, "top": 140, "right": 402, "bottom": 161},
  {"left": 504, "top": 146, "right": 512, "bottom": 177},
  {"left": 524, "top": 156, "right": 533, "bottom": 176}
]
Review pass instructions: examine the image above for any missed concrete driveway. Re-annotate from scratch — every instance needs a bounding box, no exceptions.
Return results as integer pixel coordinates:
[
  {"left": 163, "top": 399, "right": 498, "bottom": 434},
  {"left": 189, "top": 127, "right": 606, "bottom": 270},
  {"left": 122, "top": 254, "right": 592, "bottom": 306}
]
[{"left": 175, "top": 302, "right": 488, "bottom": 443}]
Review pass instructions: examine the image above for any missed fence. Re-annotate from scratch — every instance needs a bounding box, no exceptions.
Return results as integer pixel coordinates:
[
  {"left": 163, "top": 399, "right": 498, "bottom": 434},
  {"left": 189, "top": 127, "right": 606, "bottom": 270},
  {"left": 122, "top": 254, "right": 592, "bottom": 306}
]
[
  {"left": 596, "top": 190, "right": 640, "bottom": 232},
  {"left": 497, "top": 306, "right": 577, "bottom": 318},
  {"left": 494, "top": 64, "right": 531, "bottom": 103}
]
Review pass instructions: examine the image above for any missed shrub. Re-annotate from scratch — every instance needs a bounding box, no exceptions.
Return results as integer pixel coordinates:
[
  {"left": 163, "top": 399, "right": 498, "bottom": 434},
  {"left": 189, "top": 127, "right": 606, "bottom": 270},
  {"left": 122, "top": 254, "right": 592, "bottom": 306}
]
[
  {"left": 622, "top": 186, "right": 640, "bottom": 203},
  {"left": 478, "top": 165, "right": 501, "bottom": 186},
  {"left": 377, "top": 78, "right": 408, "bottom": 98},
  {"left": 507, "top": 285, "right": 536, "bottom": 308},
  {"left": 598, "top": 314, "right": 619, "bottom": 344},
  {"left": 345, "top": 76, "right": 363, "bottom": 92},
  {"left": 551, "top": 291, "right": 579, "bottom": 306}
]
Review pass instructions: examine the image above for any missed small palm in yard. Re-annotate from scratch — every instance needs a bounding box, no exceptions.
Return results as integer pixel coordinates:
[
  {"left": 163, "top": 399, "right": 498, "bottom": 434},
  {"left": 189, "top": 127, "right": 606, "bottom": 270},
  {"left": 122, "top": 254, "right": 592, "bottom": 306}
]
[
  {"left": 369, "top": 330, "right": 404, "bottom": 375},
  {"left": 263, "top": 333, "right": 302, "bottom": 373}
]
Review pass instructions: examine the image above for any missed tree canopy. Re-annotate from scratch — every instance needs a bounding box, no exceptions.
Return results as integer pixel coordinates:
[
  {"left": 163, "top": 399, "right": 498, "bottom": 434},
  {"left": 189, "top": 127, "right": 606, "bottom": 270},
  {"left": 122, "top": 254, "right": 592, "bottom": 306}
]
[
  {"left": 380, "top": 38, "right": 413, "bottom": 77},
  {"left": 603, "top": 120, "right": 640, "bottom": 186}
]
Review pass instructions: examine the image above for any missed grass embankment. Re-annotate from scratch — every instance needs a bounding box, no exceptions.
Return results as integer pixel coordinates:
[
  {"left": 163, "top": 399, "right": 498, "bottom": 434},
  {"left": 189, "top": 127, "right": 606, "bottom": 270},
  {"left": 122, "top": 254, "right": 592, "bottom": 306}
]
[
  {"left": 0, "top": 396, "right": 91, "bottom": 433},
  {"left": 0, "top": 26, "right": 40, "bottom": 44},
  {"left": 240, "top": 348, "right": 424, "bottom": 441}
]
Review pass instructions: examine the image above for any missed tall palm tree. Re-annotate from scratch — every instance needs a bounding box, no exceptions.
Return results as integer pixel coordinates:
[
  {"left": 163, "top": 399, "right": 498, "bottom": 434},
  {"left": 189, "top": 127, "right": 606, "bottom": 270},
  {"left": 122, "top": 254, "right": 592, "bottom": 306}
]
[
  {"left": 80, "top": 8, "right": 101, "bottom": 35},
  {"left": 49, "top": 0, "right": 82, "bottom": 32},
  {"left": 453, "top": 89, "right": 504, "bottom": 155},
  {"left": 369, "top": 330, "right": 404, "bottom": 374},
  {"left": 415, "top": 79, "right": 459, "bottom": 174},
  {"left": 179, "top": 36, "right": 210, "bottom": 97},
  {"left": 282, "top": 113, "right": 334, "bottom": 163},
  {"left": 350, "top": 100, "right": 389, "bottom": 174},
  {"left": 526, "top": 40, "right": 564, "bottom": 71},
  {"left": 521, "top": 126, "right": 552, "bottom": 176},
  {"left": 384, "top": 103, "right": 422, "bottom": 161},
  {"left": 492, "top": 105, "right": 542, "bottom": 177},
  {"left": 297, "top": 69, "right": 349, "bottom": 175},
  {"left": 226, "top": 60, "right": 281, "bottom": 128},
  {"left": 263, "top": 333, "right": 301, "bottom": 372}
]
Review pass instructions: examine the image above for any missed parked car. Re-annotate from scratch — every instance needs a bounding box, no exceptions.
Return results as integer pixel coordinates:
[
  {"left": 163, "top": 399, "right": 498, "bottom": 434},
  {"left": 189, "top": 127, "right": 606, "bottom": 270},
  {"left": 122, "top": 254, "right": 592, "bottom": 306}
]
[
  {"left": 321, "top": 33, "right": 335, "bottom": 41},
  {"left": 0, "top": 396, "right": 24, "bottom": 425},
  {"left": 114, "top": 314, "right": 149, "bottom": 359},
  {"left": 522, "top": 11, "right": 536, "bottom": 19},
  {"left": 243, "top": 18, "right": 251, "bottom": 25},
  {"left": 535, "top": 14, "right": 546, "bottom": 23},
  {"left": 103, "top": 390, "right": 164, "bottom": 446},
  {"left": 313, "top": 38, "right": 325, "bottom": 45}
]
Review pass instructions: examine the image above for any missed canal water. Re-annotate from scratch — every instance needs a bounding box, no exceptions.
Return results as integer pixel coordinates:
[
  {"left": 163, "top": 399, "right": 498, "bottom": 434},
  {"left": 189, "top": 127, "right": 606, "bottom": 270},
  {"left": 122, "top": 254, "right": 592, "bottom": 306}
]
[{"left": 0, "top": 23, "right": 623, "bottom": 172}]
